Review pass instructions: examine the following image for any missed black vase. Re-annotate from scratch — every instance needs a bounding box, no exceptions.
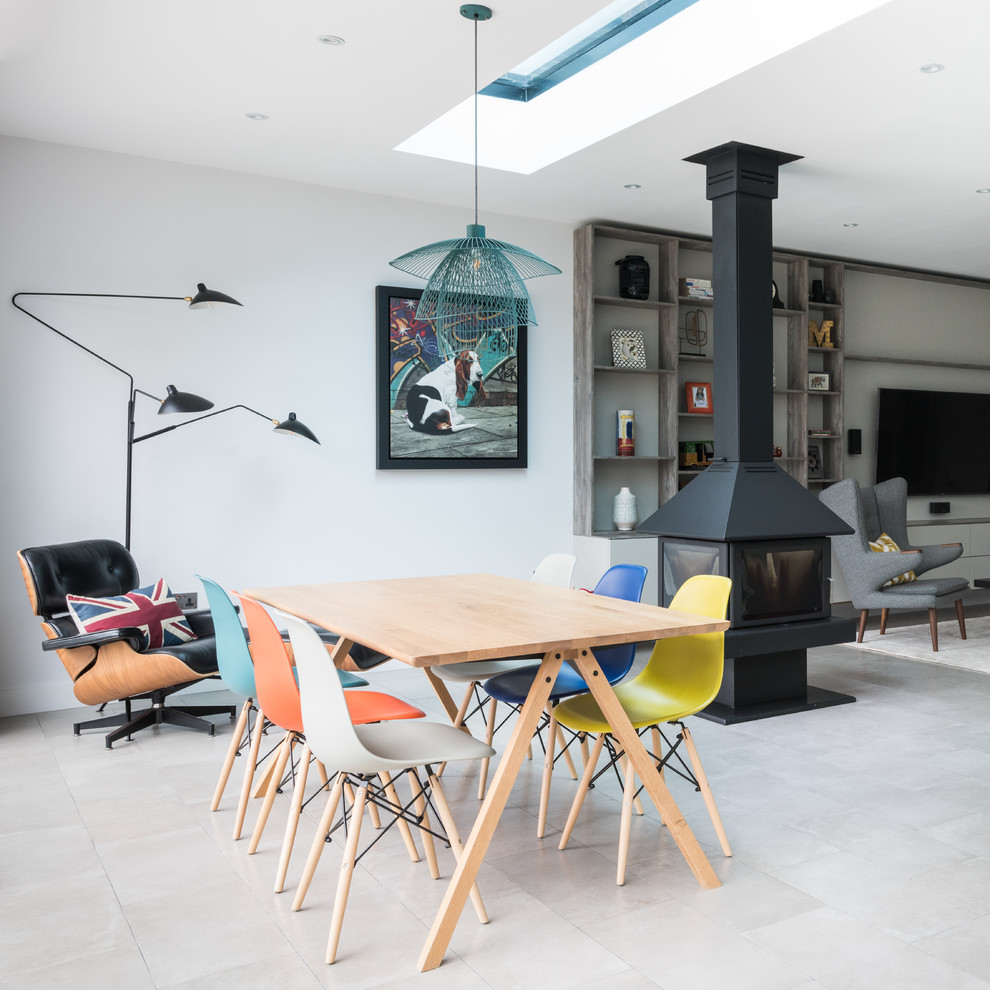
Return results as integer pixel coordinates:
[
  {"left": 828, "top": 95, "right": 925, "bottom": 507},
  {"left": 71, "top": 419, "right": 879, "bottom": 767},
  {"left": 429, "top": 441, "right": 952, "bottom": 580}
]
[{"left": 616, "top": 255, "right": 650, "bottom": 300}]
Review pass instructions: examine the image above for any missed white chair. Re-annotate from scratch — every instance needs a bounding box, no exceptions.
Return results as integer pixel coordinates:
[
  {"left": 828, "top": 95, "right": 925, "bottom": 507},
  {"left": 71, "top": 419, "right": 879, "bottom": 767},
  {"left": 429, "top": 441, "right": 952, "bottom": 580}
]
[
  {"left": 430, "top": 553, "right": 577, "bottom": 797},
  {"left": 282, "top": 613, "right": 495, "bottom": 965}
]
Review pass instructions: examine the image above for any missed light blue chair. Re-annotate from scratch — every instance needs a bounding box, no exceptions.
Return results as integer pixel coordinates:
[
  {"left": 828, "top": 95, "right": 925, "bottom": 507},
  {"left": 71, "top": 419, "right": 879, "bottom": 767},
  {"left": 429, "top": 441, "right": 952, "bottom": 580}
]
[{"left": 198, "top": 575, "right": 367, "bottom": 839}]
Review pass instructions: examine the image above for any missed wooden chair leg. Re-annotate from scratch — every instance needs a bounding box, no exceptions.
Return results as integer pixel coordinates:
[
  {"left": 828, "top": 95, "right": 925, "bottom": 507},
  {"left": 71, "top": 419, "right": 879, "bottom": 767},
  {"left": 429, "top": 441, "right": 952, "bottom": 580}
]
[
  {"left": 650, "top": 725, "right": 666, "bottom": 827},
  {"left": 234, "top": 707, "right": 267, "bottom": 840},
  {"left": 880, "top": 608, "right": 889, "bottom": 636},
  {"left": 580, "top": 732, "right": 590, "bottom": 768},
  {"left": 326, "top": 783, "right": 367, "bottom": 964},
  {"left": 559, "top": 732, "right": 605, "bottom": 850},
  {"left": 427, "top": 769, "right": 488, "bottom": 924},
  {"left": 929, "top": 607, "right": 939, "bottom": 652},
  {"left": 292, "top": 773, "right": 344, "bottom": 911},
  {"left": 438, "top": 682, "right": 477, "bottom": 778},
  {"left": 410, "top": 770, "right": 440, "bottom": 879},
  {"left": 680, "top": 725, "right": 732, "bottom": 857},
  {"left": 212, "top": 699, "right": 251, "bottom": 811},
  {"left": 613, "top": 739, "right": 644, "bottom": 816},
  {"left": 857, "top": 609, "right": 869, "bottom": 643},
  {"left": 956, "top": 598, "right": 967, "bottom": 640},
  {"left": 617, "top": 755, "right": 638, "bottom": 886},
  {"left": 557, "top": 724, "right": 579, "bottom": 780},
  {"left": 380, "top": 771, "right": 420, "bottom": 863},
  {"left": 537, "top": 707, "right": 558, "bottom": 838},
  {"left": 478, "top": 697, "right": 498, "bottom": 800},
  {"left": 275, "top": 742, "right": 310, "bottom": 893},
  {"left": 248, "top": 733, "right": 292, "bottom": 855}
]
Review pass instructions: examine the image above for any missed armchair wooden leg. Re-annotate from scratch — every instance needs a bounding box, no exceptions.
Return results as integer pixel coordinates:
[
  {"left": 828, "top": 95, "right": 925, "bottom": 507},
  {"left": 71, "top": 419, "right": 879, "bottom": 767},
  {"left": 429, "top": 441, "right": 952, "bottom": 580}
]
[
  {"left": 249, "top": 733, "right": 293, "bottom": 854},
  {"left": 212, "top": 699, "right": 251, "bottom": 811},
  {"left": 956, "top": 598, "right": 967, "bottom": 640},
  {"left": 234, "top": 707, "right": 267, "bottom": 840},
  {"left": 879, "top": 608, "right": 890, "bottom": 636},
  {"left": 292, "top": 773, "right": 344, "bottom": 912},
  {"left": 929, "top": 607, "right": 939, "bottom": 652},
  {"left": 326, "top": 783, "right": 367, "bottom": 964},
  {"left": 275, "top": 742, "right": 310, "bottom": 893},
  {"left": 410, "top": 770, "right": 440, "bottom": 880},
  {"left": 616, "top": 755, "right": 637, "bottom": 886},
  {"left": 537, "top": 707, "right": 557, "bottom": 838},
  {"left": 857, "top": 609, "right": 869, "bottom": 643},
  {"left": 681, "top": 724, "right": 732, "bottom": 858},
  {"left": 478, "top": 698, "right": 498, "bottom": 800},
  {"left": 427, "top": 768, "right": 488, "bottom": 924},
  {"left": 559, "top": 733, "right": 605, "bottom": 851}
]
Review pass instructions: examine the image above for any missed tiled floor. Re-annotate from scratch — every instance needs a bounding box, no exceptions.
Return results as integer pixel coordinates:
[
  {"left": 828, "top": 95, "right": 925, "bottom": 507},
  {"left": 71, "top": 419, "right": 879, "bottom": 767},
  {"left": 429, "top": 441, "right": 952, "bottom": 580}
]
[{"left": 3, "top": 644, "right": 990, "bottom": 989}]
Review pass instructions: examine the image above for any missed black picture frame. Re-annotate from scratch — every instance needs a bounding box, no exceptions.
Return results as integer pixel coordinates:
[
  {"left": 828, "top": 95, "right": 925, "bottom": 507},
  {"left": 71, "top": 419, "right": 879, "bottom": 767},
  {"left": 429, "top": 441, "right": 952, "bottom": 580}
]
[{"left": 375, "top": 285, "right": 528, "bottom": 470}]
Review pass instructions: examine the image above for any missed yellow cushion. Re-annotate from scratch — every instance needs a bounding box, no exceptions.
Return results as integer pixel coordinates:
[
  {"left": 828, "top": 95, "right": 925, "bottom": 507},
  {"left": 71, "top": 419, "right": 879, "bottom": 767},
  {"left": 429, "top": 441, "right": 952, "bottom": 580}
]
[{"left": 868, "top": 533, "right": 917, "bottom": 587}]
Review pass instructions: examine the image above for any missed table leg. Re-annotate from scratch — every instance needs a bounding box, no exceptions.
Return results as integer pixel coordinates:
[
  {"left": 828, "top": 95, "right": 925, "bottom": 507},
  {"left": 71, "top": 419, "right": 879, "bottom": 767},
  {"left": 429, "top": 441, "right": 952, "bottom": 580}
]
[
  {"left": 417, "top": 649, "right": 566, "bottom": 972},
  {"left": 425, "top": 668, "right": 473, "bottom": 735},
  {"left": 573, "top": 649, "right": 721, "bottom": 891}
]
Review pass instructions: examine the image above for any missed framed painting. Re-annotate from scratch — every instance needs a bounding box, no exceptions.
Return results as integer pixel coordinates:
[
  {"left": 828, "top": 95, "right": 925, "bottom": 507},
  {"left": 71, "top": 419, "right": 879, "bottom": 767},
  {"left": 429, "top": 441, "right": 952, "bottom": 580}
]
[{"left": 375, "top": 285, "right": 528, "bottom": 470}]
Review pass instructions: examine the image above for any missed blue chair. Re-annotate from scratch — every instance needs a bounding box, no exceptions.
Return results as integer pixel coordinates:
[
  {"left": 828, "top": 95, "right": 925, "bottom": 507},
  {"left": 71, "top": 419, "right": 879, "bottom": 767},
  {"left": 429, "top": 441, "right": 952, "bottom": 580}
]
[
  {"left": 481, "top": 563, "right": 648, "bottom": 836},
  {"left": 198, "top": 575, "right": 367, "bottom": 840}
]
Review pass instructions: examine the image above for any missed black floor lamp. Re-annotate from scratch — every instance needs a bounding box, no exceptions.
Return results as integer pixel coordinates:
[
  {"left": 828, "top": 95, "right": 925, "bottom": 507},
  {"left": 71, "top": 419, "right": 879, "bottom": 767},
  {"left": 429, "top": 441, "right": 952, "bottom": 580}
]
[{"left": 12, "top": 285, "right": 320, "bottom": 549}]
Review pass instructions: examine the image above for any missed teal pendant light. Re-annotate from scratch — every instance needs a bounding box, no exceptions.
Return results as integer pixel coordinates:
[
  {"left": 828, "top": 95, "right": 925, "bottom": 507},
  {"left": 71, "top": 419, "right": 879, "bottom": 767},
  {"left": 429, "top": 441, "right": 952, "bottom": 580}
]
[{"left": 389, "top": 4, "right": 560, "bottom": 344}]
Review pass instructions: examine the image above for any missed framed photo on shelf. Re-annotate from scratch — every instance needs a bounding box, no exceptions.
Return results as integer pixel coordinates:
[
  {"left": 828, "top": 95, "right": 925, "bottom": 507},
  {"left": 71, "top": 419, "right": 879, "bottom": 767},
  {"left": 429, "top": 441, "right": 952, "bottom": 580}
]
[
  {"left": 685, "top": 381, "right": 713, "bottom": 414},
  {"left": 807, "top": 444, "right": 823, "bottom": 479},
  {"left": 375, "top": 285, "right": 527, "bottom": 470},
  {"left": 610, "top": 328, "right": 647, "bottom": 369},
  {"left": 808, "top": 372, "right": 830, "bottom": 391}
]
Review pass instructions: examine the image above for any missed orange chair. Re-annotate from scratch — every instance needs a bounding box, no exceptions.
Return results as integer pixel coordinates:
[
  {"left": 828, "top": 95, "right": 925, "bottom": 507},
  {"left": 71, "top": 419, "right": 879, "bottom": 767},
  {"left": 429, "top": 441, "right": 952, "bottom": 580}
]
[{"left": 234, "top": 593, "right": 425, "bottom": 892}]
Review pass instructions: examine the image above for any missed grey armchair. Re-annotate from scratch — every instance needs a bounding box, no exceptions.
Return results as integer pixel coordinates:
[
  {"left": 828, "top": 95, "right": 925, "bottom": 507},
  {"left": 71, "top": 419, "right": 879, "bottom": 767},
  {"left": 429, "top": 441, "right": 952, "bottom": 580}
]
[{"left": 819, "top": 478, "right": 967, "bottom": 651}]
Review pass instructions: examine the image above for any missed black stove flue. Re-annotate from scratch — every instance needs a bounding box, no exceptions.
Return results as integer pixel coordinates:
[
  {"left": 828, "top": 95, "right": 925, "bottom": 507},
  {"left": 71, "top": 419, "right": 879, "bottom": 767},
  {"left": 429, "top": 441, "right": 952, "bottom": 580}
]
[{"left": 638, "top": 142, "right": 856, "bottom": 724}]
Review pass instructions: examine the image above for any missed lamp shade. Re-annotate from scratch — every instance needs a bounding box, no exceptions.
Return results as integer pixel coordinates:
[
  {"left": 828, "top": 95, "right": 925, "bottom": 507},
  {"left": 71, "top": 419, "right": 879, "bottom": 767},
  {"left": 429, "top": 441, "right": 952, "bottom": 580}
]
[
  {"left": 390, "top": 224, "right": 560, "bottom": 332},
  {"left": 159, "top": 384, "right": 215, "bottom": 414},
  {"left": 274, "top": 412, "right": 320, "bottom": 444},
  {"left": 188, "top": 283, "right": 243, "bottom": 309}
]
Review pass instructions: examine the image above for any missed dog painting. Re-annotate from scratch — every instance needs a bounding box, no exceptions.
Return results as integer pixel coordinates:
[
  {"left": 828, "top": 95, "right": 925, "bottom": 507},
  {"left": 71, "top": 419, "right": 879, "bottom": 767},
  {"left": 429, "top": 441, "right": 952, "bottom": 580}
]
[
  {"left": 376, "top": 286, "right": 527, "bottom": 469},
  {"left": 404, "top": 350, "right": 488, "bottom": 434}
]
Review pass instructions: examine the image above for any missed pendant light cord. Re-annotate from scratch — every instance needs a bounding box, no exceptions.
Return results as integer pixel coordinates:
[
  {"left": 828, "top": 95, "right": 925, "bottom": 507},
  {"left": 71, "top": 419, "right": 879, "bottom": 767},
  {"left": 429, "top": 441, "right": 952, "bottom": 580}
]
[{"left": 473, "top": 13, "right": 479, "bottom": 228}]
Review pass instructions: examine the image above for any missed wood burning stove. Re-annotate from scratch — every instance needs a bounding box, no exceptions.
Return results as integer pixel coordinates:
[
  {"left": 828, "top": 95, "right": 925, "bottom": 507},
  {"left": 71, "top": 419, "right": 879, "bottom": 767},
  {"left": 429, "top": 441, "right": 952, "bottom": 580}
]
[{"left": 638, "top": 143, "right": 857, "bottom": 723}]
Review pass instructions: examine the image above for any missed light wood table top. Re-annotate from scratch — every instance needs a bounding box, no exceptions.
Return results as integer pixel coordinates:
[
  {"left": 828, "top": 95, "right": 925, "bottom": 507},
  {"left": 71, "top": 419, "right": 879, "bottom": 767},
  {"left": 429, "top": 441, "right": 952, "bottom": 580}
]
[
  {"left": 244, "top": 572, "right": 729, "bottom": 971},
  {"left": 244, "top": 572, "right": 728, "bottom": 667}
]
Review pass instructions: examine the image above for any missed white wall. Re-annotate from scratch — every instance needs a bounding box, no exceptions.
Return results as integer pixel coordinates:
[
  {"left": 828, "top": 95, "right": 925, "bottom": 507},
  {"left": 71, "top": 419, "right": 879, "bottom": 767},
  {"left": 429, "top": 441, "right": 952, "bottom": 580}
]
[{"left": 0, "top": 136, "right": 576, "bottom": 716}]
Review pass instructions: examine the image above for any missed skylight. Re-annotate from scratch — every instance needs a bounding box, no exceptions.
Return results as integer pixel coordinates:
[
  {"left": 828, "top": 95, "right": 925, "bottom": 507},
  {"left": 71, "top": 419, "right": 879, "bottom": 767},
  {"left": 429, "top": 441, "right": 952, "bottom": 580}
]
[
  {"left": 482, "top": 0, "right": 700, "bottom": 103},
  {"left": 396, "top": 0, "right": 893, "bottom": 175}
]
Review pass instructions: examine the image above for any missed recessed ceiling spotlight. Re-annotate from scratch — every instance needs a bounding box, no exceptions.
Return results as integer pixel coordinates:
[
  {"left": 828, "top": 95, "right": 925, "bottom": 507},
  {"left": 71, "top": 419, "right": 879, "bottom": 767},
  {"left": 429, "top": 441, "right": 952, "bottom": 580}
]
[
  {"left": 318, "top": 34, "right": 345, "bottom": 45},
  {"left": 976, "top": 188, "right": 990, "bottom": 194},
  {"left": 842, "top": 222, "right": 859, "bottom": 227},
  {"left": 919, "top": 63, "right": 944, "bottom": 73},
  {"left": 623, "top": 183, "right": 642, "bottom": 189},
  {"left": 245, "top": 112, "right": 269, "bottom": 121}
]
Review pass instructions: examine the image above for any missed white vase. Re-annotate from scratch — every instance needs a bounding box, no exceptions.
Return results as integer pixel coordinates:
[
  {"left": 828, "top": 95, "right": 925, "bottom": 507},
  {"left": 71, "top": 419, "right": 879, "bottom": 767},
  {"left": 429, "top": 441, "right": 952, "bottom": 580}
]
[{"left": 613, "top": 487, "right": 637, "bottom": 531}]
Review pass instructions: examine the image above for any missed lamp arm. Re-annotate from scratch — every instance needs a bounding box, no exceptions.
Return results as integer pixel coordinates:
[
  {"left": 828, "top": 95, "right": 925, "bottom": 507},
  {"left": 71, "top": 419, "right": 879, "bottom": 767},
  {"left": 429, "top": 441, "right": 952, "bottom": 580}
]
[
  {"left": 11, "top": 292, "right": 139, "bottom": 394},
  {"left": 131, "top": 404, "right": 276, "bottom": 444}
]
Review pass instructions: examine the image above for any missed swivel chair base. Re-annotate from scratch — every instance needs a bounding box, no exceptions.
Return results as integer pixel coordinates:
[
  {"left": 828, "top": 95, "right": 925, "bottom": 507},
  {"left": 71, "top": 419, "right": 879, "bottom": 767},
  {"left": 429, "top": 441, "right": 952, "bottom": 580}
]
[{"left": 74, "top": 684, "right": 237, "bottom": 749}]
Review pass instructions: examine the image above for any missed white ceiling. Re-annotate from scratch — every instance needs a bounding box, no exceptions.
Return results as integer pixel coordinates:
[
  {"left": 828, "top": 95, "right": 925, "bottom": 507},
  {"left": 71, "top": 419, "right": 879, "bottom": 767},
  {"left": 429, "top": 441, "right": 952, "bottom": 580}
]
[{"left": 2, "top": 0, "right": 989, "bottom": 279}]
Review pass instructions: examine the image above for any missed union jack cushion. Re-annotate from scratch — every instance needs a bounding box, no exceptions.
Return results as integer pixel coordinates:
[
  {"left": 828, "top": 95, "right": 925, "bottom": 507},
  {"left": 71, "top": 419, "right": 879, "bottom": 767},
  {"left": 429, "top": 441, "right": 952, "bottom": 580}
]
[{"left": 66, "top": 578, "right": 198, "bottom": 651}]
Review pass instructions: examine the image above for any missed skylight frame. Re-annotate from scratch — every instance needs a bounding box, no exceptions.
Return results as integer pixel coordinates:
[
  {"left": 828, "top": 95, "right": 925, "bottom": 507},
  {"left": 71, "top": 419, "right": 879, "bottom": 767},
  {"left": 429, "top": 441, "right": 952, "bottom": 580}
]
[{"left": 481, "top": 0, "right": 701, "bottom": 103}]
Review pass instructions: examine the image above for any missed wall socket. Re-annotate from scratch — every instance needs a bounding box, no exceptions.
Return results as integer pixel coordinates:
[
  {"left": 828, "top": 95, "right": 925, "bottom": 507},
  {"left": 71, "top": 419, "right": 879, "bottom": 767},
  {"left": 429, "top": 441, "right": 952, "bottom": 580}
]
[{"left": 174, "top": 592, "right": 198, "bottom": 610}]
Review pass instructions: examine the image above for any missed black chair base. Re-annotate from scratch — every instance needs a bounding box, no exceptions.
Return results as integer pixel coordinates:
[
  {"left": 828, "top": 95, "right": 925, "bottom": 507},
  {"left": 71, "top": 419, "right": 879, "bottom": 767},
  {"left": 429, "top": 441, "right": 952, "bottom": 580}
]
[{"left": 74, "top": 688, "right": 237, "bottom": 749}]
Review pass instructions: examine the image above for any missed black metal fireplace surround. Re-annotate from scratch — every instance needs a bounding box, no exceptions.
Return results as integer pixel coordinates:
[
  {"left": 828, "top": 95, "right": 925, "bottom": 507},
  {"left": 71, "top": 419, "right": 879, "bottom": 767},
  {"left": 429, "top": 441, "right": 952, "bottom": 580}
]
[{"left": 639, "top": 143, "right": 857, "bottom": 724}]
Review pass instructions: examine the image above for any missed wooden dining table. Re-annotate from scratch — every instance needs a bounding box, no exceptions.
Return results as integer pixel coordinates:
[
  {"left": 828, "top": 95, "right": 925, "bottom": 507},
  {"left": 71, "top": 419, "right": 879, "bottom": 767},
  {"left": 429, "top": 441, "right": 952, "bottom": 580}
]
[{"left": 244, "top": 572, "right": 730, "bottom": 971}]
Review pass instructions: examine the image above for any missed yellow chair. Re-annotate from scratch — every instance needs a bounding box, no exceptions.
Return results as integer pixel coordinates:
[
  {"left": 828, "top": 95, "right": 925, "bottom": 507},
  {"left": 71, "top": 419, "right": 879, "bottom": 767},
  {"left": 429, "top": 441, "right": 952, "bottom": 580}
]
[{"left": 553, "top": 574, "right": 732, "bottom": 885}]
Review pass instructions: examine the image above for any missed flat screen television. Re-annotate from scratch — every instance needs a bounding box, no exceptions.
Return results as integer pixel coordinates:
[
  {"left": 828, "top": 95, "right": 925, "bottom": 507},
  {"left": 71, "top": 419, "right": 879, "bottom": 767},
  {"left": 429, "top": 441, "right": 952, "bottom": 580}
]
[{"left": 875, "top": 386, "right": 990, "bottom": 495}]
